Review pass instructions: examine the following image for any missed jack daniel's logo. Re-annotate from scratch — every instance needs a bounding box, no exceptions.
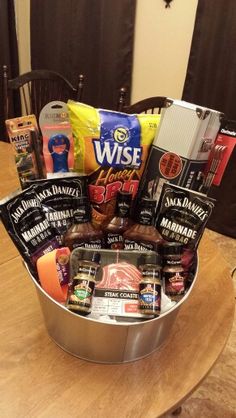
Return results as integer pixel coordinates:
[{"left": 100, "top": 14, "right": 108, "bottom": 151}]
[
  {"left": 156, "top": 184, "right": 215, "bottom": 246},
  {"left": 11, "top": 198, "right": 41, "bottom": 223},
  {"left": 164, "top": 196, "right": 209, "bottom": 221}
]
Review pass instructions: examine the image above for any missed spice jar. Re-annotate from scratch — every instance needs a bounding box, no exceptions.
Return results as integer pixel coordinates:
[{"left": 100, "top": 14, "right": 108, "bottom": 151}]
[
  {"left": 162, "top": 242, "right": 185, "bottom": 302},
  {"left": 66, "top": 252, "right": 100, "bottom": 315},
  {"left": 138, "top": 253, "right": 162, "bottom": 316}
]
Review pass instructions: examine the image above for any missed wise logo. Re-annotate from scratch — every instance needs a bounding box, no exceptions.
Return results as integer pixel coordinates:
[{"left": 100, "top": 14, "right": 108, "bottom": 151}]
[
  {"left": 113, "top": 127, "right": 129, "bottom": 143},
  {"left": 92, "top": 110, "right": 142, "bottom": 168}
]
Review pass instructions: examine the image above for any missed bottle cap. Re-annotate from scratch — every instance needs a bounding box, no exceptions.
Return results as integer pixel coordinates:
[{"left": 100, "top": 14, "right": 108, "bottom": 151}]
[
  {"left": 115, "top": 191, "right": 132, "bottom": 217},
  {"left": 139, "top": 252, "right": 162, "bottom": 266},
  {"left": 72, "top": 196, "right": 91, "bottom": 223},
  {"left": 142, "top": 198, "right": 156, "bottom": 209},
  {"left": 117, "top": 190, "right": 132, "bottom": 203},
  {"left": 72, "top": 196, "right": 90, "bottom": 207},
  {"left": 137, "top": 198, "right": 157, "bottom": 225},
  {"left": 162, "top": 242, "right": 183, "bottom": 256}
]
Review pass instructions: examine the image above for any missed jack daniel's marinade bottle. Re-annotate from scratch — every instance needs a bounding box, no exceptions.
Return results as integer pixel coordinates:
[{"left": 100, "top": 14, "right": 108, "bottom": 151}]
[
  {"left": 103, "top": 191, "right": 133, "bottom": 249},
  {"left": 123, "top": 198, "right": 163, "bottom": 252},
  {"left": 63, "top": 196, "right": 104, "bottom": 250}
]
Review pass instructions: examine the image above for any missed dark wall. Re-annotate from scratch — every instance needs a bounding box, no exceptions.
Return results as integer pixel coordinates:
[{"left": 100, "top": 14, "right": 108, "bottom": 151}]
[
  {"left": 183, "top": 1, "right": 236, "bottom": 237},
  {"left": 0, "top": 0, "right": 19, "bottom": 140},
  {"left": 30, "top": 0, "right": 136, "bottom": 110},
  {"left": 182, "top": 0, "right": 236, "bottom": 119}
]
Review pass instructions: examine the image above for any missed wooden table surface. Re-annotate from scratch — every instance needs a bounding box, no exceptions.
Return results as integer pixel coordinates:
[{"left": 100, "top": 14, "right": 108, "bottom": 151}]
[{"left": 0, "top": 141, "right": 235, "bottom": 418}]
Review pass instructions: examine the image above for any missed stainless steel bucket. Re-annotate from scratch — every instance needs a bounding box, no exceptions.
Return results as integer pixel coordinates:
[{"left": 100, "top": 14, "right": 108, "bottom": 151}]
[{"left": 28, "top": 259, "right": 198, "bottom": 364}]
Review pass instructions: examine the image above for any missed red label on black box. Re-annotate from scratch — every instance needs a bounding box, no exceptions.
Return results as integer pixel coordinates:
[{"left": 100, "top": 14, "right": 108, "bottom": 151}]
[{"left": 159, "top": 152, "right": 182, "bottom": 180}]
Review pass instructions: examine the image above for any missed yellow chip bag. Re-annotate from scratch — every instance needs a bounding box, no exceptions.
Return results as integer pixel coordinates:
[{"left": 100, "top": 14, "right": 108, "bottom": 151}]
[{"left": 67, "top": 100, "right": 160, "bottom": 226}]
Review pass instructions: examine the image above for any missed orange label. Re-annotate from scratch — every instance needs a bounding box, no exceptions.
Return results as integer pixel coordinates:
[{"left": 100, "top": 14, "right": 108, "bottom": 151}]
[
  {"left": 124, "top": 302, "right": 139, "bottom": 313},
  {"left": 159, "top": 152, "right": 182, "bottom": 179}
]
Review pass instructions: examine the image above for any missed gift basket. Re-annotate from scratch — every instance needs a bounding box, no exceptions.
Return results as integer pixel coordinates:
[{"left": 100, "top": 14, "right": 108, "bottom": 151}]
[{"left": 0, "top": 98, "right": 224, "bottom": 363}]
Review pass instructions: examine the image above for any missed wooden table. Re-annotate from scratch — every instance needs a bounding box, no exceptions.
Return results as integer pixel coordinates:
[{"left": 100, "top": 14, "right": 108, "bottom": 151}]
[{"left": 0, "top": 142, "right": 235, "bottom": 417}]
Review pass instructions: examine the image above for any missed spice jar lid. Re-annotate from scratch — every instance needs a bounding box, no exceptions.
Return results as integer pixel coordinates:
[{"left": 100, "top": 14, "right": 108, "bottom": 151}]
[
  {"left": 81, "top": 251, "right": 101, "bottom": 264},
  {"left": 139, "top": 252, "right": 162, "bottom": 267},
  {"left": 162, "top": 242, "right": 183, "bottom": 256}
]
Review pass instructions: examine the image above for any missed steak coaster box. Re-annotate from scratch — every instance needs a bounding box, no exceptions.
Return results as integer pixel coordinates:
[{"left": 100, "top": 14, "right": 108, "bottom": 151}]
[
  {"left": 137, "top": 99, "right": 223, "bottom": 203},
  {"left": 70, "top": 248, "right": 174, "bottom": 320}
]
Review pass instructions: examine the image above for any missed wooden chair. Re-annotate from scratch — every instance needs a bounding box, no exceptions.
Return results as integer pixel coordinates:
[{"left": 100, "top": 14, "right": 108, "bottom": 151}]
[
  {"left": 117, "top": 87, "right": 167, "bottom": 114},
  {"left": 2, "top": 65, "right": 85, "bottom": 122}
]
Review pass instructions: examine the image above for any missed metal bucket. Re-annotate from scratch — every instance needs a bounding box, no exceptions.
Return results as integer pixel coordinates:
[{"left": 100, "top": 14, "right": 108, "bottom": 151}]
[{"left": 27, "top": 253, "right": 198, "bottom": 364}]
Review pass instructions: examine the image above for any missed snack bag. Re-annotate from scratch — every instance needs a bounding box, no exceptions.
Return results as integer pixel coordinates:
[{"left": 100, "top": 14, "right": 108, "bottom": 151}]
[
  {"left": 39, "top": 101, "right": 74, "bottom": 175},
  {"left": 5, "top": 115, "right": 43, "bottom": 187},
  {"left": 0, "top": 186, "right": 60, "bottom": 271},
  {"left": 28, "top": 176, "right": 88, "bottom": 244},
  {"left": 67, "top": 100, "right": 160, "bottom": 226},
  {"left": 156, "top": 183, "right": 215, "bottom": 250}
]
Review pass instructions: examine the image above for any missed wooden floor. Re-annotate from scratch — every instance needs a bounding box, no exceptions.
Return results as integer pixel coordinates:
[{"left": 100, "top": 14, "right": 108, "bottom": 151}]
[{"left": 163, "top": 229, "right": 236, "bottom": 418}]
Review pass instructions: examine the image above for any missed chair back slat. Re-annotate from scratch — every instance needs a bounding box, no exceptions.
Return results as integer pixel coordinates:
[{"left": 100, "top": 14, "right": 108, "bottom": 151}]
[
  {"left": 125, "top": 96, "right": 167, "bottom": 115},
  {"left": 2, "top": 65, "right": 85, "bottom": 125},
  {"left": 76, "top": 74, "right": 84, "bottom": 101},
  {"left": 117, "top": 87, "right": 167, "bottom": 115},
  {"left": 20, "top": 82, "right": 32, "bottom": 115}
]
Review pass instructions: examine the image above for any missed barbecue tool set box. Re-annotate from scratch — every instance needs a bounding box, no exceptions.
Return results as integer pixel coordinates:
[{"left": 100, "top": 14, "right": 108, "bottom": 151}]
[{"left": 1, "top": 98, "right": 231, "bottom": 363}]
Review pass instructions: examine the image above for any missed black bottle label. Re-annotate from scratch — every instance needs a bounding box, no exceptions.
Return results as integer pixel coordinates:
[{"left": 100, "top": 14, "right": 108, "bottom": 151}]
[
  {"left": 139, "top": 282, "right": 161, "bottom": 314},
  {"left": 124, "top": 239, "right": 155, "bottom": 251},
  {"left": 163, "top": 271, "right": 185, "bottom": 296},
  {"left": 74, "top": 205, "right": 90, "bottom": 223},
  {"left": 117, "top": 201, "right": 130, "bottom": 218},
  {"left": 138, "top": 208, "right": 154, "bottom": 225},
  {"left": 106, "top": 233, "right": 124, "bottom": 249}
]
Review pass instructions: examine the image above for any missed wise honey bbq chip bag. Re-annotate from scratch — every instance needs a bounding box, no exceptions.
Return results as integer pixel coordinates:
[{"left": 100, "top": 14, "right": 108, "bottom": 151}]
[{"left": 67, "top": 101, "right": 160, "bottom": 226}]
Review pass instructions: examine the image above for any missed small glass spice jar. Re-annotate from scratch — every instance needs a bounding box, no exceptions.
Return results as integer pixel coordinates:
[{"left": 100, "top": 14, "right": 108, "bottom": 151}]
[
  {"left": 162, "top": 242, "right": 185, "bottom": 302},
  {"left": 138, "top": 253, "right": 162, "bottom": 316},
  {"left": 66, "top": 252, "right": 101, "bottom": 315}
]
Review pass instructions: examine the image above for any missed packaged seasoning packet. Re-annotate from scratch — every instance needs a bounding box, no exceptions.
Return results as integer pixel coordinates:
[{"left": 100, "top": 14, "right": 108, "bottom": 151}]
[
  {"left": 5, "top": 114, "right": 44, "bottom": 187},
  {"left": 28, "top": 176, "right": 88, "bottom": 244},
  {"left": 67, "top": 100, "right": 160, "bottom": 227},
  {"left": 39, "top": 101, "right": 74, "bottom": 175},
  {"left": 0, "top": 186, "right": 60, "bottom": 270},
  {"left": 156, "top": 183, "right": 215, "bottom": 250}
]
